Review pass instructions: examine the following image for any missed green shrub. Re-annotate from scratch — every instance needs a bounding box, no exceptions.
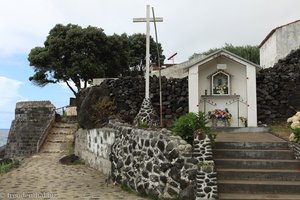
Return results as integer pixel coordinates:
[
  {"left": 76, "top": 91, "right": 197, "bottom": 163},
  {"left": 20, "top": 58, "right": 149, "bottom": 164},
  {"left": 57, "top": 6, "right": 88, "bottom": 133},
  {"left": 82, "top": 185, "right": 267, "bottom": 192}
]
[
  {"left": 0, "top": 162, "right": 13, "bottom": 174},
  {"left": 92, "top": 96, "right": 116, "bottom": 126},
  {"left": 172, "top": 112, "right": 213, "bottom": 144},
  {"left": 137, "top": 121, "right": 149, "bottom": 129}
]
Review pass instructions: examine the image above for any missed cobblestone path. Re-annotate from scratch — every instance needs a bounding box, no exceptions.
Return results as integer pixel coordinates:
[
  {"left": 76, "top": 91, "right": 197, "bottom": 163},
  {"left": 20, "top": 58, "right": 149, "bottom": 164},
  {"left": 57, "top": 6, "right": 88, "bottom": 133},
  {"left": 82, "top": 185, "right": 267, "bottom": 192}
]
[{"left": 0, "top": 122, "right": 147, "bottom": 200}]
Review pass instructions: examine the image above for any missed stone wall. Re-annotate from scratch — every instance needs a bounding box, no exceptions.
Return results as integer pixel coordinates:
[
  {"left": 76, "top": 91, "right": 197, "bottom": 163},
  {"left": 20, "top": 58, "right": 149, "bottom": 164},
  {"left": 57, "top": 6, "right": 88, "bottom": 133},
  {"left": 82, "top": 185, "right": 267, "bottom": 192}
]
[
  {"left": 108, "top": 120, "right": 194, "bottom": 199},
  {"left": 74, "top": 120, "right": 218, "bottom": 199},
  {"left": 257, "top": 48, "right": 300, "bottom": 123},
  {"left": 193, "top": 136, "right": 218, "bottom": 200},
  {"left": 74, "top": 128, "right": 116, "bottom": 175},
  {"left": 77, "top": 76, "right": 188, "bottom": 129},
  {"left": 5, "top": 101, "right": 55, "bottom": 159}
]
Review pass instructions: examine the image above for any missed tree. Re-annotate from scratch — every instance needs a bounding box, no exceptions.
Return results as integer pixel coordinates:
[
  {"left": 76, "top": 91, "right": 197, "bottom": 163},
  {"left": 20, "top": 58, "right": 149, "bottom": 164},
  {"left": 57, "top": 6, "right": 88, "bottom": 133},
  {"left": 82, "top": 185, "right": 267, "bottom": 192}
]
[
  {"left": 128, "top": 33, "right": 165, "bottom": 75},
  {"left": 28, "top": 24, "right": 110, "bottom": 97},
  {"left": 28, "top": 24, "right": 166, "bottom": 97},
  {"left": 192, "top": 43, "right": 260, "bottom": 64}
]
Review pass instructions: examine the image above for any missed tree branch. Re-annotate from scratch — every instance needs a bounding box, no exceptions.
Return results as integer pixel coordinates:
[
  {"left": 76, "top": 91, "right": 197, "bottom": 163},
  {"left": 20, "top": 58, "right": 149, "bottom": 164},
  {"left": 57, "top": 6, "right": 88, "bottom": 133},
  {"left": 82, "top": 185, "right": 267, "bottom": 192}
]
[{"left": 65, "top": 80, "right": 77, "bottom": 97}]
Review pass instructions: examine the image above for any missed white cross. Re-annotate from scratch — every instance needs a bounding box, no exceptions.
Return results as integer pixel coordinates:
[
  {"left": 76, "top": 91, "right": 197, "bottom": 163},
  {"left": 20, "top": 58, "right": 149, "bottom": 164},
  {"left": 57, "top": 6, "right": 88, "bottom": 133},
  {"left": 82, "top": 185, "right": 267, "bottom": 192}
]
[{"left": 133, "top": 5, "right": 163, "bottom": 99}]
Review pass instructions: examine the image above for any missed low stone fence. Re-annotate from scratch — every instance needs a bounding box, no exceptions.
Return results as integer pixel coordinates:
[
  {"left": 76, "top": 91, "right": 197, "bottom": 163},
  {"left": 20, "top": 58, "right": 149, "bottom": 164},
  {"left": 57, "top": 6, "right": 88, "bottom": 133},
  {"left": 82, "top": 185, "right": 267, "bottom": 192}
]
[{"left": 75, "top": 120, "right": 218, "bottom": 199}]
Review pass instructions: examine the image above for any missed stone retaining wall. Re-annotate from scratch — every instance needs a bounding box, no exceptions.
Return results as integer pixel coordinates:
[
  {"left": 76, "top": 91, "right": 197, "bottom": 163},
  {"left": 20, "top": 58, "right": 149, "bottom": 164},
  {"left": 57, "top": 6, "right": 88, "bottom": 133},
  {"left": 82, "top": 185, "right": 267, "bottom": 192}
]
[
  {"left": 77, "top": 76, "right": 188, "bottom": 129},
  {"left": 108, "top": 120, "right": 195, "bottom": 199},
  {"left": 74, "top": 128, "right": 116, "bottom": 175},
  {"left": 75, "top": 120, "right": 217, "bottom": 199},
  {"left": 5, "top": 101, "right": 55, "bottom": 159},
  {"left": 257, "top": 48, "right": 300, "bottom": 122}
]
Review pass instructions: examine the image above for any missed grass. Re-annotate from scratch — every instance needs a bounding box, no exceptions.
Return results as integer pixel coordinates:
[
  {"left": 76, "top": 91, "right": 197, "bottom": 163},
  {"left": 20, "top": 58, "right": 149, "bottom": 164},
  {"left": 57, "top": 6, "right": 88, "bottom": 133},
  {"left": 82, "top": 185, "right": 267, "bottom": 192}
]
[
  {"left": 0, "top": 162, "right": 13, "bottom": 174},
  {"left": 67, "top": 140, "right": 75, "bottom": 155},
  {"left": 269, "top": 121, "right": 291, "bottom": 140},
  {"left": 72, "top": 159, "right": 85, "bottom": 165}
]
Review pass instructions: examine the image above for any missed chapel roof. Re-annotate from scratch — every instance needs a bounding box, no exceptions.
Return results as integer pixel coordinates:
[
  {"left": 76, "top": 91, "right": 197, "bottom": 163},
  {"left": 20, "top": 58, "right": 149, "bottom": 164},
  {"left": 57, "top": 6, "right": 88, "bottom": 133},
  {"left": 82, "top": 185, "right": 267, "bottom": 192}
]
[
  {"left": 258, "top": 19, "right": 300, "bottom": 48},
  {"left": 183, "top": 49, "right": 261, "bottom": 70}
]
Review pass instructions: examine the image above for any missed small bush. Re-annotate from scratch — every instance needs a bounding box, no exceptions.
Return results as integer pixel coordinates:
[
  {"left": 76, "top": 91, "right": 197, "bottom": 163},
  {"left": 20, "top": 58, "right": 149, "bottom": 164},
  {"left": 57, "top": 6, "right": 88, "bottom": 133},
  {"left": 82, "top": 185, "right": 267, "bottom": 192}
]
[
  {"left": 137, "top": 121, "right": 149, "bottom": 129},
  {"left": 0, "top": 162, "right": 13, "bottom": 174},
  {"left": 172, "top": 112, "right": 213, "bottom": 144},
  {"left": 92, "top": 96, "right": 116, "bottom": 126}
]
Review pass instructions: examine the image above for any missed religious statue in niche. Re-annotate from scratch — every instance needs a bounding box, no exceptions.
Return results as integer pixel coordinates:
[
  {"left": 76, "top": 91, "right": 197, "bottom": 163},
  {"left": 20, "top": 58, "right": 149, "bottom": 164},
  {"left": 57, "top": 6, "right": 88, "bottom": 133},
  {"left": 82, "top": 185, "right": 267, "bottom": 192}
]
[{"left": 212, "top": 72, "right": 229, "bottom": 95}]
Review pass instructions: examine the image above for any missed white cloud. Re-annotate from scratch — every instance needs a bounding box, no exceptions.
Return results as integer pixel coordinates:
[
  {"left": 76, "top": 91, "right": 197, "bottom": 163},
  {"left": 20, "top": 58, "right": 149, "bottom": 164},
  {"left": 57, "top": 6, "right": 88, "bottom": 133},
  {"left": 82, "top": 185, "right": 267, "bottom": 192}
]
[
  {"left": 0, "top": 76, "right": 22, "bottom": 112},
  {"left": 0, "top": 0, "right": 300, "bottom": 61}
]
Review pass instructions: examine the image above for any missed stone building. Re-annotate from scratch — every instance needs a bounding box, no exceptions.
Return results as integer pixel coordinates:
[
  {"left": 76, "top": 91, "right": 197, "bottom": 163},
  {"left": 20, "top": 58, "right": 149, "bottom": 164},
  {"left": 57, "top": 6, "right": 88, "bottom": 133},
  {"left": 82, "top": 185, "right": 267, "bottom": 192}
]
[{"left": 259, "top": 19, "right": 300, "bottom": 68}]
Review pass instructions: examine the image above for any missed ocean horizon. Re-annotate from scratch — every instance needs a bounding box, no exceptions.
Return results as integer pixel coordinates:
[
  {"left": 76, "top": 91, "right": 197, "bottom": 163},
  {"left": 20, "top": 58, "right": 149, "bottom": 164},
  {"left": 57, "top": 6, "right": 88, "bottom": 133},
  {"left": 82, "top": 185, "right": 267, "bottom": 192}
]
[{"left": 0, "top": 129, "right": 9, "bottom": 147}]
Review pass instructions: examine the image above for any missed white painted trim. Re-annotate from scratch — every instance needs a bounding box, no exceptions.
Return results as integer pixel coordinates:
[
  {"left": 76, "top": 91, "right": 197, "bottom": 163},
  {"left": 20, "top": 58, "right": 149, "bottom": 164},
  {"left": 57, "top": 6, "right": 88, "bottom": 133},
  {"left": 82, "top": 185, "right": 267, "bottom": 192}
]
[
  {"left": 188, "top": 65, "right": 199, "bottom": 113},
  {"left": 246, "top": 65, "right": 257, "bottom": 127}
]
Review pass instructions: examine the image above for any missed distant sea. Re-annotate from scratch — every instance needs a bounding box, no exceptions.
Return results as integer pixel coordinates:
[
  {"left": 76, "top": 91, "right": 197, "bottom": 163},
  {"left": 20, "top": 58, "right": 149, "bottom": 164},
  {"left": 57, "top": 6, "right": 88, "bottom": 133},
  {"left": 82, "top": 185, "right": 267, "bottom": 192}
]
[{"left": 0, "top": 129, "right": 9, "bottom": 147}]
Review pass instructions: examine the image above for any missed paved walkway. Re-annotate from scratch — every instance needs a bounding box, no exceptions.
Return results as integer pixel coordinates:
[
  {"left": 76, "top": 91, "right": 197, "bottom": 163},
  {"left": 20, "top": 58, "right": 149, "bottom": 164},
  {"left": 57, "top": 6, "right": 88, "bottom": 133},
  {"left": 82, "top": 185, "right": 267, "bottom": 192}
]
[
  {"left": 0, "top": 122, "right": 147, "bottom": 200},
  {"left": 0, "top": 153, "right": 147, "bottom": 200}
]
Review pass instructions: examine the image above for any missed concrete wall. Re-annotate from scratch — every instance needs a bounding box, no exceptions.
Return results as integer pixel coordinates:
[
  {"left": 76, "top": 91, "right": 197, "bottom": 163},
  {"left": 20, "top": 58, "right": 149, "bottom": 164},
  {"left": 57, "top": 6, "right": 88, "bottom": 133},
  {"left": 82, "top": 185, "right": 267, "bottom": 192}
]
[
  {"left": 74, "top": 128, "right": 115, "bottom": 175},
  {"left": 5, "top": 101, "right": 55, "bottom": 159},
  {"left": 260, "top": 21, "right": 300, "bottom": 68},
  {"left": 260, "top": 33, "right": 277, "bottom": 69}
]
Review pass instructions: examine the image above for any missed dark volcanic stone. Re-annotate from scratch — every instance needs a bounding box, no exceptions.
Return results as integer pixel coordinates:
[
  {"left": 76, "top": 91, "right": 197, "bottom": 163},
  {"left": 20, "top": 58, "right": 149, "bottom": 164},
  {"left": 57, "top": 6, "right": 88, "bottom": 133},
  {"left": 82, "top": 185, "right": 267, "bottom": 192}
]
[
  {"left": 146, "top": 162, "right": 153, "bottom": 172},
  {"left": 160, "top": 163, "right": 173, "bottom": 172},
  {"left": 157, "top": 140, "right": 165, "bottom": 152},
  {"left": 160, "top": 175, "right": 167, "bottom": 184},
  {"left": 167, "top": 149, "right": 179, "bottom": 161},
  {"left": 59, "top": 154, "right": 79, "bottom": 165},
  {"left": 169, "top": 166, "right": 181, "bottom": 182},
  {"left": 179, "top": 184, "right": 195, "bottom": 200}
]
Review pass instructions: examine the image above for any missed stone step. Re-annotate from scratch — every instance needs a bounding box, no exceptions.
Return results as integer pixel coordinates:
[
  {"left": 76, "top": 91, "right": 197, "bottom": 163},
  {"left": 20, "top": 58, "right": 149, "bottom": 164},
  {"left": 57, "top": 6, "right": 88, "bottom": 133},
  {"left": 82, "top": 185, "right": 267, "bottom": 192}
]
[
  {"left": 214, "top": 142, "right": 289, "bottom": 150},
  {"left": 218, "top": 180, "right": 300, "bottom": 194},
  {"left": 53, "top": 122, "right": 78, "bottom": 129},
  {"left": 218, "top": 193, "right": 300, "bottom": 200},
  {"left": 40, "top": 142, "right": 68, "bottom": 153},
  {"left": 49, "top": 127, "right": 76, "bottom": 135},
  {"left": 46, "top": 134, "right": 74, "bottom": 143},
  {"left": 214, "top": 158, "right": 300, "bottom": 169},
  {"left": 213, "top": 149, "right": 295, "bottom": 160},
  {"left": 216, "top": 168, "right": 300, "bottom": 181}
]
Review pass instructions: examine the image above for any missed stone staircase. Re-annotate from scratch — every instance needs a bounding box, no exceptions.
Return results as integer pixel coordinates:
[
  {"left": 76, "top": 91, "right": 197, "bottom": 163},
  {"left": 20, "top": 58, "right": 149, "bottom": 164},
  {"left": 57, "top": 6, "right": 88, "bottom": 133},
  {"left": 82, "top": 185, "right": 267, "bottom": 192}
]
[
  {"left": 214, "top": 137, "right": 300, "bottom": 200},
  {"left": 39, "top": 122, "right": 78, "bottom": 154}
]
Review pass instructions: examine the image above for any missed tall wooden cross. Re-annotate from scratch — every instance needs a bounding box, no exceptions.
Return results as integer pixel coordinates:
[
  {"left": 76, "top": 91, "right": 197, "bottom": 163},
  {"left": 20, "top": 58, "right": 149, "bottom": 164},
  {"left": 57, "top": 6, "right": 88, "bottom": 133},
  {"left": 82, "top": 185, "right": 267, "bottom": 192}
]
[{"left": 133, "top": 5, "right": 163, "bottom": 99}]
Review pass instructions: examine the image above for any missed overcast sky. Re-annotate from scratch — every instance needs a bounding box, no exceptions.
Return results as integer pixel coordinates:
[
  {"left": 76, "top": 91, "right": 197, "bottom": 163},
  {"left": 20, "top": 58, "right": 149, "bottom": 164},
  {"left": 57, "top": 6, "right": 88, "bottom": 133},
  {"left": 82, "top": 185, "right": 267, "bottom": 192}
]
[{"left": 0, "top": 0, "right": 300, "bottom": 128}]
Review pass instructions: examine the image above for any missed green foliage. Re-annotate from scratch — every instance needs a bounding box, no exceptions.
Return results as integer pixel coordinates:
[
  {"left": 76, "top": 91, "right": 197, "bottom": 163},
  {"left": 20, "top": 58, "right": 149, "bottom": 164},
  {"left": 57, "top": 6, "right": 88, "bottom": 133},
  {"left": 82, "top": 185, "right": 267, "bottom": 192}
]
[
  {"left": 194, "top": 43, "right": 259, "bottom": 64},
  {"left": 198, "top": 160, "right": 214, "bottom": 167},
  {"left": 137, "top": 121, "right": 149, "bottom": 129},
  {"left": 92, "top": 96, "right": 116, "bottom": 126},
  {"left": 121, "top": 183, "right": 134, "bottom": 193},
  {"left": 72, "top": 159, "right": 85, "bottom": 165},
  {"left": 67, "top": 140, "right": 75, "bottom": 155},
  {"left": 128, "top": 33, "right": 165, "bottom": 76},
  {"left": 93, "top": 96, "right": 116, "bottom": 114},
  {"left": 0, "top": 163, "right": 13, "bottom": 174},
  {"left": 293, "top": 128, "right": 300, "bottom": 142},
  {"left": 172, "top": 112, "right": 212, "bottom": 144},
  {"left": 28, "top": 24, "right": 165, "bottom": 97},
  {"left": 28, "top": 24, "right": 109, "bottom": 96}
]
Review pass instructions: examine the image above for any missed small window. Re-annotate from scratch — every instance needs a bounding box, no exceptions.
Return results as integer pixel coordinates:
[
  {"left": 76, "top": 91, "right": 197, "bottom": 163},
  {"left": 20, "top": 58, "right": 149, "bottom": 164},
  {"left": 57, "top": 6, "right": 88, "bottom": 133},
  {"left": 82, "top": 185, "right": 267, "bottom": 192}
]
[{"left": 212, "top": 71, "right": 230, "bottom": 95}]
